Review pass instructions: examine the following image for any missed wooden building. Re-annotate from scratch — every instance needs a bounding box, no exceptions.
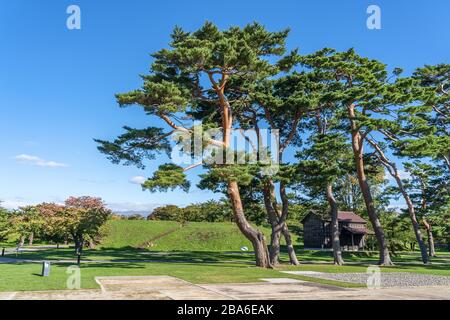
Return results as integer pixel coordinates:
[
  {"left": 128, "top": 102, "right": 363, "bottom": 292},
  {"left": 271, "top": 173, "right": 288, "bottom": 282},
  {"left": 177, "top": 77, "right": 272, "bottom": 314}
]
[{"left": 301, "top": 211, "right": 373, "bottom": 251}]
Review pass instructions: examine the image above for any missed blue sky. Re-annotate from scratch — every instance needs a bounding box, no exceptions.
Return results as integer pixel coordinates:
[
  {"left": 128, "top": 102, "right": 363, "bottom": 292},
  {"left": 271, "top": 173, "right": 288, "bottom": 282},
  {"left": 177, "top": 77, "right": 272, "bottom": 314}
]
[{"left": 0, "top": 0, "right": 448, "bottom": 212}]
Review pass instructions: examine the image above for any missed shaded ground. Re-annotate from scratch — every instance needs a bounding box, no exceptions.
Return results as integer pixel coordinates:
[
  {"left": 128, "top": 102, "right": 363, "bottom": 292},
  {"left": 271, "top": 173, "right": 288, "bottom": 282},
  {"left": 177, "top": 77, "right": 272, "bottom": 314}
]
[{"left": 4, "top": 246, "right": 449, "bottom": 267}]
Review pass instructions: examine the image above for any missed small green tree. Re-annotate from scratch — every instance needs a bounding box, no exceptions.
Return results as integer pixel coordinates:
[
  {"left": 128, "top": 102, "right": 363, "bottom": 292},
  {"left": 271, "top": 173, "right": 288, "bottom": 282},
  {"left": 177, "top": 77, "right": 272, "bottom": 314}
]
[
  {"left": 64, "top": 196, "right": 111, "bottom": 254},
  {"left": 182, "top": 200, "right": 234, "bottom": 223},
  {"left": 404, "top": 162, "right": 450, "bottom": 256},
  {"left": 11, "top": 206, "right": 44, "bottom": 247},
  {"left": 127, "top": 214, "right": 145, "bottom": 220},
  {"left": 149, "top": 205, "right": 184, "bottom": 221},
  {"left": 0, "top": 203, "right": 11, "bottom": 242},
  {"left": 35, "top": 203, "right": 69, "bottom": 247}
]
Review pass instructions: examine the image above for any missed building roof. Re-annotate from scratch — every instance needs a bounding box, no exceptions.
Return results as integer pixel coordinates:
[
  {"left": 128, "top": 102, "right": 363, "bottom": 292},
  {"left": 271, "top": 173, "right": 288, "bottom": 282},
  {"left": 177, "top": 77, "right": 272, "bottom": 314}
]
[
  {"left": 336, "top": 211, "right": 367, "bottom": 224},
  {"left": 301, "top": 210, "right": 368, "bottom": 224},
  {"left": 342, "top": 225, "right": 374, "bottom": 235}
]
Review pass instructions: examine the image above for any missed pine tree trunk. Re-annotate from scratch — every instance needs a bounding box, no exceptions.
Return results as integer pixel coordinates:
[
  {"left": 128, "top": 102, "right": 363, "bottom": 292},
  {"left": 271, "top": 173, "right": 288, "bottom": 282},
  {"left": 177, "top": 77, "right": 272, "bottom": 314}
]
[
  {"left": 403, "top": 194, "right": 428, "bottom": 264},
  {"left": 263, "top": 184, "right": 281, "bottom": 265},
  {"left": 348, "top": 105, "right": 393, "bottom": 266},
  {"left": 428, "top": 230, "right": 436, "bottom": 257},
  {"left": 263, "top": 183, "right": 299, "bottom": 266},
  {"left": 215, "top": 78, "right": 272, "bottom": 268},
  {"left": 367, "top": 138, "right": 429, "bottom": 264},
  {"left": 268, "top": 223, "right": 299, "bottom": 266},
  {"left": 228, "top": 180, "right": 272, "bottom": 268},
  {"left": 278, "top": 181, "right": 300, "bottom": 265},
  {"left": 423, "top": 219, "right": 436, "bottom": 257},
  {"left": 281, "top": 224, "right": 300, "bottom": 265},
  {"left": 270, "top": 228, "right": 282, "bottom": 266},
  {"left": 326, "top": 184, "right": 344, "bottom": 265}
]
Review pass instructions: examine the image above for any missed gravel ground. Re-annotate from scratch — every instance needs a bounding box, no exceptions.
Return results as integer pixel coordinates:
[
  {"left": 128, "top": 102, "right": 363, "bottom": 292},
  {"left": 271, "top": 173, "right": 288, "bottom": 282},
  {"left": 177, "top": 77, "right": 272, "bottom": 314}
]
[{"left": 306, "top": 272, "right": 450, "bottom": 288}]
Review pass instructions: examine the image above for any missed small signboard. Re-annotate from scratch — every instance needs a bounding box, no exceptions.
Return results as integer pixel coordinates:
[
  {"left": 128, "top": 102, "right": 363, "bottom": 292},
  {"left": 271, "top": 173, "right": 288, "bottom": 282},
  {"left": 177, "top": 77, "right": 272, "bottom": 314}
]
[{"left": 41, "top": 261, "right": 51, "bottom": 277}]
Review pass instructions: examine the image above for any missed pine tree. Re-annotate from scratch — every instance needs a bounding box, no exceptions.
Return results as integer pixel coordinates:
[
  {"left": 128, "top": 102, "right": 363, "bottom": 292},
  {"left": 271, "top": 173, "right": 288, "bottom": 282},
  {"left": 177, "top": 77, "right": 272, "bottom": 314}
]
[
  {"left": 300, "top": 48, "right": 395, "bottom": 265},
  {"left": 296, "top": 113, "right": 353, "bottom": 265},
  {"left": 96, "top": 22, "right": 292, "bottom": 268},
  {"left": 404, "top": 161, "right": 450, "bottom": 256}
]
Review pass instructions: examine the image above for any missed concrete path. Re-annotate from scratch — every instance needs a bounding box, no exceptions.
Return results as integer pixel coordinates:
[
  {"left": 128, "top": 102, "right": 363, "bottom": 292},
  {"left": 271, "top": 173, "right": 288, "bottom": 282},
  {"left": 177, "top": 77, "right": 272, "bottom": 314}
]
[{"left": 1, "top": 276, "right": 449, "bottom": 300}]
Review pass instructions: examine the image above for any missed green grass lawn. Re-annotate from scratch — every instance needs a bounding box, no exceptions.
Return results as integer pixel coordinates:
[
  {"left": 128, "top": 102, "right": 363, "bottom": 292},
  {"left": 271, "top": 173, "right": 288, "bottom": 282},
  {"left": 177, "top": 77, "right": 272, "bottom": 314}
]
[
  {"left": 0, "top": 261, "right": 365, "bottom": 292},
  {"left": 1, "top": 220, "right": 448, "bottom": 292}
]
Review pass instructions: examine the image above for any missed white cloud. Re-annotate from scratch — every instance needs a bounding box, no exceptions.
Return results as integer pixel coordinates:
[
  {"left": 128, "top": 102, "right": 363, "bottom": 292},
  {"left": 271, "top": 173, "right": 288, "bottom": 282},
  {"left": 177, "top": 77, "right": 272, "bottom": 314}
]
[
  {"left": 129, "top": 176, "right": 147, "bottom": 185},
  {"left": 1, "top": 198, "right": 33, "bottom": 209},
  {"left": 397, "top": 170, "right": 411, "bottom": 180},
  {"left": 386, "top": 169, "right": 411, "bottom": 182},
  {"left": 14, "top": 154, "right": 68, "bottom": 168},
  {"left": 0, "top": 196, "right": 66, "bottom": 210}
]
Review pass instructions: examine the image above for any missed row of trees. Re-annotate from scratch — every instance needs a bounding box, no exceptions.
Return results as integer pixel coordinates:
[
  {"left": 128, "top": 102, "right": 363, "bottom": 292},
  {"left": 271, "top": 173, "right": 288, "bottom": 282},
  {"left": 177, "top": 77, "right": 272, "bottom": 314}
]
[
  {"left": 0, "top": 197, "right": 111, "bottom": 254},
  {"left": 96, "top": 22, "right": 449, "bottom": 268},
  {"left": 149, "top": 200, "right": 271, "bottom": 224}
]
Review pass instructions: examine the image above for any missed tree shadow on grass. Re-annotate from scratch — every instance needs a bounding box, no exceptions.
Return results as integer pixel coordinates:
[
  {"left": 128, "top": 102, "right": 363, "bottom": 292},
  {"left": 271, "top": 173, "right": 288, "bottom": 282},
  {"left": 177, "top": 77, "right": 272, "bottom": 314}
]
[
  {"left": 10, "top": 246, "right": 257, "bottom": 265},
  {"left": 113, "top": 249, "right": 255, "bottom": 263},
  {"left": 11, "top": 246, "right": 448, "bottom": 269}
]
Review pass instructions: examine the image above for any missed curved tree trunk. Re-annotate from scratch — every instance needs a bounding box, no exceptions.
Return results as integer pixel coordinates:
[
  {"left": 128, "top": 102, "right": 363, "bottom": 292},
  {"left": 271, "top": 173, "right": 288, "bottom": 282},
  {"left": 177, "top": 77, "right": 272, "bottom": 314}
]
[
  {"left": 397, "top": 187, "right": 428, "bottom": 264},
  {"left": 270, "top": 228, "right": 282, "bottom": 266},
  {"left": 366, "top": 138, "right": 429, "bottom": 264},
  {"left": 326, "top": 184, "right": 344, "bottom": 265},
  {"left": 281, "top": 224, "right": 300, "bottom": 265},
  {"left": 228, "top": 180, "right": 272, "bottom": 268},
  {"left": 278, "top": 181, "right": 300, "bottom": 265},
  {"left": 263, "top": 182, "right": 299, "bottom": 266},
  {"left": 212, "top": 74, "right": 272, "bottom": 268},
  {"left": 263, "top": 182, "right": 281, "bottom": 265},
  {"left": 404, "top": 200, "right": 428, "bottom": 264},
  {"left": 348, "top": 105, "right": 393, "bottom": 266},
  {"left": 423, "top": 219, "right": 436, "bottom": 257},
  {"left": 428, "top": 230, "right": 436, "bottom": 257}
]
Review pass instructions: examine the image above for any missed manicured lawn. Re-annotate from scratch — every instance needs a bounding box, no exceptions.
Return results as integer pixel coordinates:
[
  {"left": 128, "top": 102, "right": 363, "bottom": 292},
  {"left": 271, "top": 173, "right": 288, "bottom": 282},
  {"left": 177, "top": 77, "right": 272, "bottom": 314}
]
[
  {"left": 1, "top": 248, "right": 448, "bottom": 293},
  {"left": 0, "top": 261, "right": 363, "bottom": 292},
  {"left": 1, "top": 220, "right": 448, "bottom": 292}
]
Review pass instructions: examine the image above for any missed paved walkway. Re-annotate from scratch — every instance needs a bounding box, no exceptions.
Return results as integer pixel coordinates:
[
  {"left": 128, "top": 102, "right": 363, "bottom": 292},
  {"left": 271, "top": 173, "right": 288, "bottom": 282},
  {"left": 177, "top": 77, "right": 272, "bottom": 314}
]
[{"left": 1, "top": 276, "right": 449, "bottom": 300}]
